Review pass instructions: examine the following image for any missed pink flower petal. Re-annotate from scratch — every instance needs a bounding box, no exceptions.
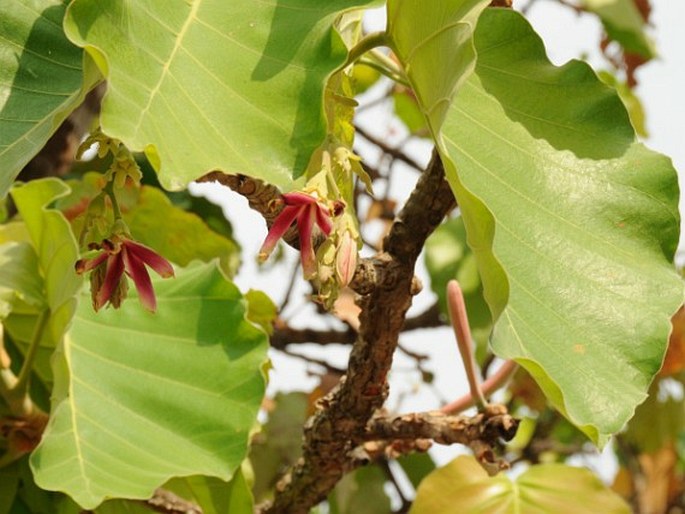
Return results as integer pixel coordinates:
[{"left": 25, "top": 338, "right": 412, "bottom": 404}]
[
  {"left": 258, "top": 205, "right": 302, "bottom": 260},
  {"left": 96, "top": 254, "right": 125, "bottom": 311},
  {"left": 298, "top": 205, "right": 317, "bottom": 278},
  {"left": 123, "top": 240, "right": 174, "bottom": 278},
  {"left": 122, "top": 247, "right": 157, "bottom": 312},
  {"left": 283, "top": 191, "right": 317, "bottom": 206},
  {"left": 315, "top": 206, "right": 333, "bottom": 236},
  {"left": 75, "top": 252, "right": 108, "bottom": 274}
]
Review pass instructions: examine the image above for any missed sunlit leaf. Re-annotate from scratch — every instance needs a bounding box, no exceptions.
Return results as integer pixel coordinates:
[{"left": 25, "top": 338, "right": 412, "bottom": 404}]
[
  {"left": 410, "top": 455, "right": 630, "bottom": 514},
  {"left": 31, "top": 262, "right": 269, "bottom": 509},
  {"left": 0, "top": 1, "right": 98, "bottom": 198},
  {"left": 63, "top": 0, "right": 381, "bottom": 191},
  {"left": 386, "top": 0, "right": 491, "bottom": 135},
  {"left": 439, "top": 9, "right": 681, "bottom": 443}
]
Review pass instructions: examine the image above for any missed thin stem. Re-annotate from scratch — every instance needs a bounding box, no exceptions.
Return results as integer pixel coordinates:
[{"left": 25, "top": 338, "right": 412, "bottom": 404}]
[
  {"left": 441, "top": 359, "right": 518, "bottom": 415},
  {"left": 367, "top": 49, "right": 408, "bottom": 85},
  {"left": 14, "top": 310, "right": 49, "bottom": 397},
  {"left": 103, "top": 179, "right": 123, "bottom": 221},
  {"left": 342, "top": 31, "right": 390, "bottom": 70},
  {"left": 446, "top": 280, "right": 487, "bottom": 411},
  {"left": 357, "top": 56, "right": 410, "bottom": 87}
]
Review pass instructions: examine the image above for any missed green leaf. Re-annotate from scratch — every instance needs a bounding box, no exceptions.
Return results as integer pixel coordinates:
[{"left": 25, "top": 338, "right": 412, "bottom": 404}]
[
  {"left": 410, "top": 455, "right": 630, "bottom": 514},
  {"left": 30, "top": 262, "right": 269, "bottom": 509},
  {"left": 0, "top": 242, "right": 45, "bottom": 317},
  {"left": 438, "top": 8, "right": 682, "bottom": 443},
  {"left": 386, "top": 0, "right": 491, "bottom": 135},
  {"left": 329, "top": 465, "right": 391, "bottom": 514},
  {"left": 624, "top": 379, "right": 685, "bottom": 452},
  {"left": 0, "top": 465, "right": 20, "bottom": 514},
  {"left": 123, "top": 186, "right": 240, "bottom": 278},
  {"left": 63, "top": 0, "right": 380, "bottom": 191},
  {"left": 245, "top": 289, "right": 277, "bottom": 336},
  {"left": 165, "top": 469, "right": 254, "bottom": 514},
  {"left": 250, "top": 392, "right": 309, "bottom": 502},
  {"left": 392, "top": 88, "right": 427, "bottom": 135},
  {"left": 6, "top": 179, "right": 82, "bottom": 383},
  {"left": 424, "top": 216, "right": 491, "bottom": 329},
  {"left": 10, "top": 179, "right": 81, "bottom": 314},
  {"left": 581, "top": 0, "right": 655, "bottom": 58},
  {"left": 0, "top": 1, "right": 97, "bottom": 198},
  {"left": 396, "top": 453, "right": 436, "bottom": 490},
  {"left": 597, "top": 70, "right": 648, "bottom": 137}
]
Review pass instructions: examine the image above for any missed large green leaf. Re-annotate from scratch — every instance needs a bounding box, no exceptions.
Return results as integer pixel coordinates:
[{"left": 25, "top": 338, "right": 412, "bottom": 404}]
[
  {"left": 30, "top": 263, "right": 269, "bottom": 509},
  {"left": 438, "top": 9, "right": 682, "bottom": 443},
  {"left": 0, "top": 1, "right": 96, "bottom": 198},
  {"left": 410, "top": 455, "right": 630, "bottom": 514},
  {"left": 386, "top": 0, "right": 491, "bottom": 135},
  {"left": 63, "top": 0, "right": 380, "bottom": 191},
  {"left": 5, "top": 179, "right": 82, "bottom": 383},
  {"left": 581, "top": 0, "right": 655, "bottom": 58}
]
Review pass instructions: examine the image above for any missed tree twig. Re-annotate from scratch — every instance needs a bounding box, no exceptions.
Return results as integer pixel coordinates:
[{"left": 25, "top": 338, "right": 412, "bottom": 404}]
[{"left": 260, "top": 149, "right": 456, "bottom": 513}]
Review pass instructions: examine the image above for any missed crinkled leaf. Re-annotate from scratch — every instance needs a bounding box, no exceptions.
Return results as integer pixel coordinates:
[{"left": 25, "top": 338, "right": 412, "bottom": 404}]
[
  {"left": 0, "top": 1, "right": 97, "bottom": 198},
  {"left": 438, "top": 9, "right": 682, "bottom": 444},
  {"left": 30, "top": 262, "right": 269, "bottom": 509},
  {"left": 386, "top": 0, "right": 491, "bottom": 134},
  {"left": 581, "top": 0, "right": 655, "bottom": 58},
  {"left": 63, "top": 0, "right": 381, "bottom": 191},
  {"left": 410, "top": 455, "right": 630, "bottom": 514}
]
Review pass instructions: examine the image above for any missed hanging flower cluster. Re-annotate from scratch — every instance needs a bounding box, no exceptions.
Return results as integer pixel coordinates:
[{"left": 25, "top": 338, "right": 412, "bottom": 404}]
[
  {"left": 258, "top": 192, "right": 334, "bottom": 278},
  {"left": 76, "top": 234, "right": 174, "bottom": 313}
]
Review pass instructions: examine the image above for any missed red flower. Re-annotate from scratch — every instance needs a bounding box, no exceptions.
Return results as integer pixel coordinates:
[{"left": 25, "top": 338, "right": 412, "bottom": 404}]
[
  {"left": 75, "top": 236, "right": 174, "bottom": 312},
  {"left": 259, "top": 192, "right": 333, "bottom": 277}
]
